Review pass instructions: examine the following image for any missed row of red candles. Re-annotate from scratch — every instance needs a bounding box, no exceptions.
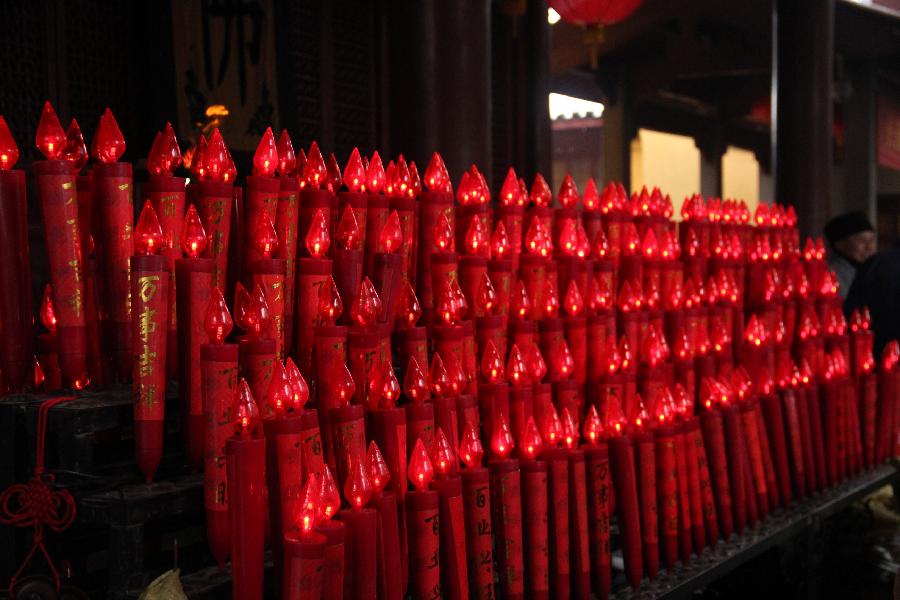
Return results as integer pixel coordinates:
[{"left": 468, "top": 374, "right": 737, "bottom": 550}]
[{"left": 1, "top": 104, "right": 900, "bottom": 600}]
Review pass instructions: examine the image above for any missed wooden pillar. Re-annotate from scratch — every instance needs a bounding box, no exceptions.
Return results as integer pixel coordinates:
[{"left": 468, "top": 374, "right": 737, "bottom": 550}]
[
  {"left": 773, "top": 0, "right": 835, "bottom": 238},
  {"left": 600, "top": 73, "right": 632, "bottom": 189},
  {"left": 842, "top": 60, "right": 877, "bottom": 221},
  {"left": 386, "top": 0, "right": 492, "bottom": 180}
]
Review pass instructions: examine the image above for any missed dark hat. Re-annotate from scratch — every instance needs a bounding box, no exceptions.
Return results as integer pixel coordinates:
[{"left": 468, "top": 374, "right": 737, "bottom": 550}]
[{"left": 824, "top": 211, "right": 874, "bottom": 246}]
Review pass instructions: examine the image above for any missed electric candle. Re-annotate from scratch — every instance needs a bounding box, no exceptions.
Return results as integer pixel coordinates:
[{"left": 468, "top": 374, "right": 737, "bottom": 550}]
[
  {"left": 407, "top": 438, "right": 442, "bottom": 600},
  {"left": 296, "top": 209, "right": 334, "bottom": 383},
  {"left": 199, "top": 287, "right": 238, "bottom": 566},
  {"left": 363, "top": 152, "right": 390, "bottom": 279},
  {"left": 194, "top": 129, "right": 234, "bottom": 292},
  {"left": 131, "top": 202, "right": 169, "bottom": 483},
  {"left": 227, "top": 379, "right": 266, "bottom": 600},
  {"left": 33, "top": 102, "right": 88, "bottom": 387},
  {"left": 606, "top": 406, "right": 643, "bottom": 589},
  {"left": 336, "top": 453, "right": 378, "bottom": 600},
  {"left": 487, "top": 413, "right": 525, "bottom": 600},
  {"left": 0, "top": 116, "right": 33, "bottom": 393}
]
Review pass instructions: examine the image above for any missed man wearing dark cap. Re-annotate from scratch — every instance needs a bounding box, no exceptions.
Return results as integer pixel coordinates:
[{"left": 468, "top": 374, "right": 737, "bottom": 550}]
[{"left": 824, "top": 211, "right": 877, "bottom": 298}]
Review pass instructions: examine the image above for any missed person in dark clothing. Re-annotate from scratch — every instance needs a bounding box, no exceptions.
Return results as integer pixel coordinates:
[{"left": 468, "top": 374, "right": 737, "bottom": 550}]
[
  {"left": 824, "top": 211, "right": 877, "bottom": 299},
  {"left": 844, "top": 243, "right": 900, "bottom": 359}
]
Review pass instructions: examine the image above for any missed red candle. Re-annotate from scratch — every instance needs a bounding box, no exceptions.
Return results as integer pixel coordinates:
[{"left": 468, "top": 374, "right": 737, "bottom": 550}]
[
  {"left": 130, "top": 203, "right": 170, "bottom": 483},
  {"left": 176, "top": 227, "right": 215, "bottom": 469},
  {"left": 720, "top": 403, "right": 747, "bottom": 531},
  {"left": 200, "top": 334, "right": 237, "bottom": 566},
  {"left": 760, "top": 393, "right": 793, "bottom": 503},
  {"left": 568, "top": 449, "right": 591, "bottom": 600},
  {"left": 781, "top": 387, "right": 807, "bottom": 496},
  {"left": 417, "top": 179, "right": 454, "bottom": 310},
  {"left": 655, "top": 424, "right": 680, "bottom": 569},
  {"left": 275, "top": 173, "right": 300, "bottom": 352},
  {"left": 407, "top": 438, "right": 442, "bottom": 600},
  {"left": 0, "top": 138, "right": 33, "bottom": 392},
  {"left": 700, "top": 408, "right": 733, "bottom": 538},
  {"left": 460, "top": 465, "right": 495, "bottom": 600},
  {"left": 296, "top": 256, "right": 333, "bottom": 382},
  {"left": 226, "top": 382, "right": 265, "bottom": 600},
  {"left": 430, "top": 476, "right": 468, "bottom": 600},
  {"left": 685, "top": 418, "right": 719, "bottom": 546},
  {"left": 282, "top": 531, "right": 325, "bottom": 600},
  {"left": 243, "top": 170, "right": 280, "bottom": 272},
  {"left": 33, "top": 148, "right": 87, "bottom": 386},
  {"left": 329, "top": 403, "right": 367, "bottom": 492},
  {"left": 315, "top": 325, "right": 348, "bottom": 437},
  {"left": 608, "top": 435, "right": 643, "bottom": 588},
  {"left": 739, "top": 402, "right": 770, "bottom": 518},
  {"left": 584, "top": 444, "right": 612, "bottom": 600},
  {"left": 316, "top": 520, "right": 347, "bottom": 600}
]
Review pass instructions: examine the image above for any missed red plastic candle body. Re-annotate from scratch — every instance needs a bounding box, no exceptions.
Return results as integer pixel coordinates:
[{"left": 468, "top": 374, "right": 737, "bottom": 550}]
[
  {"left": 94, "top": 161, "right": 134, "bottom": 379},
  {"left": 541, "top": 447, "right": 571, "bottom": 598},
  {"left": 197, "top": 180, "right": 233, "bottom": 291},
  {"left": 77, "top": 175, "right": 103, "bottom": 385},
  {"left": 372, "top": 253, "right": 404, "bottom": 326},
  {"left": 430, "top": 477, "right": 469, "bottom": 600},
  {"left": 371, "top": 491, "right": 404, "bottom": 600},
  {"left": 461, "top": 467, "right": 495, "bottom": 600},
  {"left": 226, "top": 436, "right": 266, "bottom": 600},
  {"left": 145, "top": 175, "right": 186, "bottom": 380},
  {"left": 416, "top": 190, "right": 454, "bottom": 310},
  {"left": 406, "top": 489, "right": 442, "bottom": 600},
  {"left": 655, "top": 425, "right": 680, "bottom": 569},
  {"left": 34, "top": 160, "right": 87, "bottom": 386},
  {"left": 239, "top": 338, "right": 276, "bottom": 416},
  {"left": 782, "top": 388, "right": 808, "bottom": 495},
  {"left": 489, "top": 458, "right": 525, "bottom": 599},
  {"left": 568, "top": 449, "right": 591, "bottom": 600},
  {"left": 337, "top": 508, "right": 378, "bottom": 600},
  {"left": 634, "top": 431, "right": 659, "bottom": 579},
  {"left": 247, "top": 259, "right": 286, "bottom": 360},
  {"left": 761, "top": 394, "right": 793, "bottom": 504},
  {"left": 520, "top": 459, "right": 549, "bottom": 600},
  {"left": 131, "top": 255, "right": 169, "bottom": 483},
  {"left": 699, "top": 413, "right": 732, "bottom": 543},
  {"left": 275, "top": 176, "right": 300, "bottom": 351},
  {"left": 295, "top": 257, "right": 333, "bottom": 382},
  {"left": 608, "top": 435, "right": 643, "bottom": 588},
  {"left": 200, "top": 342, "right": 238, "bottom": 565},
  {"left": 739, "top": 403, "right": 770, "bottom": 518},
  {"left": 316, "top": 520, "right": 347, "bottom": 600},
  {"left": 175, "top": 257, "right": 214, "bottom": 468},
  {"left": 282, "top": 531, "right": 325, "bottom": 600},
  {"left": 243, "top": 175, "right": 280, "bottom": 267},
  {"left": 720, "top": 405, "right": 747, "bottom": 531},
  {"left": 584, "top": 445, "right": 612, "bottom": 600},
  {"left": 0, "top": 169, "right": 33, "bottom": 392},
  {"left": 263, "top": 415, "right": 304, "bottom": 576}
]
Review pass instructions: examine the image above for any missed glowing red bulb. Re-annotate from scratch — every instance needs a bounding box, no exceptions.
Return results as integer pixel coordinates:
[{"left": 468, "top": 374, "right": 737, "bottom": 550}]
[
  {"left": 134, "top": 201, "right": 163, "bottom": 256},
  {"left": 351, "top": 277, "right": 382, "bottom": 327},
  {"left": 335, "top": 205, "right": 362, "bottom": 251},
  {"left": 409, "top": 438, "right": 435, "bottom": 491},
  {"left": 297, "top": 472, "right": 322, "bottom": 533},
  {"left": 235, "top": 378, "right": 260, "bottom": 437},
  {"left": 476, "top": 272, "right": 497, "bottom": 316},
  {"left": 882, "top": 341, "right": 899, "bottom": 373},
  {"left": 35, "top": 101, "right": 66, "bottom": 159},
  {"left": 304, "top": 141, "right": 328, "bottom": 188},
  {"left": 399, "top": 280, "right": 422, "bottom": 326},
  {"left": 521, "top": 417, "right": 544, "bottom": 459},
  {"left": 554, "top": 340, "right": 574, "bottom": 380},
  {"left": 284, "top": 358, "right": 310, "bottom": 410},
  {"left": 379, "top": 210, "right": 403, "bottom": 254},
  {"left": 582, "top": 178, "right": 600, "bottom": 211},
  {"left": 381, "top": 362, "right": 401, "bottom": 407},
  {"left": 558, "top": 174, "right": 579, "bottom": 208},
  {"left": 499, "top": 167, "right": 520, "bottom": 206},
  {"left": 511, "top": 279, "right": 531, "bottom": 319},
  {"left": 366, "top": 151, "right": 386, "bottom": 193},
  {"left": 583, "top": 405, "right": 603, "bottom": 443},
  {"left": 408, "top": 160, "right": 422, "bottom": 196},
  {"left": 367, "top": 441, "right": 391, "bottom": 493},
  {"left": 563, "top": 279, "right": 584, "bottom": 317},
  {"left": 204, "top": 287, "right": 233, "bottom": 343},
  {"left": 525, "top": 217, "right": 552, "bottom": 257},
  {"left": 403, "top": 356, "right": 429, "bottom": 403},
  {"left": 254, "top": 212, "right": 279, "bottom": 258},
  {"left": 464, "top": 216, "right": 487, "bottom": 256},
  {"left": 459, "top": 422, "right": 484, "bottom": 468},
  {"left": 433, "top": 213, "right": 454, "bottom": 251},
  {"left": 530, "top": 173, "right": 552, "bottom": 207},
  {"left": 431, "top": 428, "right": 456, "bottom": 476},
  {"left": 202, "top": 129, "right": 230, "bottom": 182},
  {"left": 326, "top": 153, "right": 343, "bottom": 192},
  {"left": 0, "top": 115, "right": 19, "bottom": 170},
  {"left": 345, "top": 454, "right": 373, "bottom": 510},
  {"left": 604, "top": 395, "right": 627, "bottom": 435},
  {"left": 430, "top": 352, "right": 452, "bottom": 398},
  {"left": 491, "top": 412, "right": 515, "bottom": 459},
  {"left": 40, "top": 284, "right": 57, "bottom": 333},
  {"left": 561, "top": 408, "right": 579, "bottom": 448},
  {"left": 506, "top": 343, "right": 530, "bottom": 386},
  {"left": 305, "top": 209, "right": 331, "bottom": 258},
  {"left": 317, "top": 276, "right": 343, "bottom": 325},
  {"left": 342, "top": 147, "right": 366, "bottom": 192},
  {"left": 480, "top": 339, "right": 505, "bottom": 383},
  {"left": 423, "top": 152, "right": 450, "bottom": 192},
  {"left": 92, "top": 108, "right": 126, "bottom": 163},
  {"left": 529, "top": 343, "right": 548, "bottom": 382},
  {"left": 264, "top": 360, "right": 292, "bottom": 416},
  {"left": 63, "top": 119, "right": 88, "bottom": 173}
]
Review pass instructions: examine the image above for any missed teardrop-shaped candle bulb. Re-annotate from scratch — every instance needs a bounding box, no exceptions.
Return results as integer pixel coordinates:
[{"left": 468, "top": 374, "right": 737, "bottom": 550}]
[
  {"left": 304, "top": 141, "right": 328, "bottom": 188},
  {"left": 252, "top": 127, "right": 278, "bottom": 177},
  {"left": 62, "top": 119, "right": 87, "bottom": 173},
  {"left": 40, "top": 283, "right": 57, "bottom": 333},
  {"left": 381, "top": 362, "right": 401, "bottom": 407},
  {"left": 326, "top": 153, "right": 343, "bottom": 192},
  {"left": 366, "top": 151, "right": 386, "bottom": 193},
  {"left": 529, "top": 343, "right": 548, "bottom": 382},
  {"left": 530, "top": 173, "right": 552, "bottom": 207},
  {"left": 367, "top": 441, "right": 391, "bottom": 493},
  {"left": 521, "top": 417, "right": 544, "bottom": 459},
  {"left": 341, "top": 147, "right": 366, "bottom": 192},
  {"left": 431, "top": 427, "right": 456, "bottom": 476},
  {"left": 93, "top": 108, "right": 126, "bottom": 163},
  {"left": 399, "top": 280, "right": 421, "bottom": 326},
  {"left": 408, "top": 160, "right": 422, "bottom": 196},
  {"left": 351, "top": 277, "right": 382, "bottom": 327},
  {"left": 491, "top": 412, "right": 515, "bottom": 459},
  {"left": 491, "top": 221, "right": 510, "bottom": 259},
  {"left": 297, "top": 472, "right": 322, "bottom": 533},
  {"left": 335, "top": 204, "right": 361, "bottom": 251},
  {"left": 134, "top": 201, "right": 163, "bottom": 256},
  {"left": 204, "top": 287, "right": 233, "bottom": 343},
  {"left": 476, "top": 272, "right": 497, "bottom": 316},
  {"left": 408, "top": 438, "right": 435, "bottom": 492},
  {"left": 344, "top": 454, "right": 373, "bottom": 510},
  {"left": 423, "top": 152, "right": 449, "bottom": 192},
  {"left": 319, "top": 465, "right": 341, "bottom": 520},
  {"left": 0, "top": 116, "right": 19, "bottom": 170},
  {"left": 511, "top": 279, "right": 531, "bottom": 319},
  {"left": 464, "top": 215, "right": 487, "bottom": 256},
  {"left": 379, "top": 210, "right": 402, "bottom": 253},
  {"left": 458, "top": 422, "right": 484, "bottom": 468},
  {"left": 276, "top": 129, "right": 296, "bottom": 176},
  {"left": 35, "top": 101, "right": 66, "bottom": 159},
  {"left": 254, "top": 211, "right": 279, "bottom": 258},
  {"left": 480, "top": 339, "right": 505, "bottom": 383},
  {"left": 235, "top": 378, "right": 260, "bottom": 437},
  {"left": 316, "top": 276, "right": 343, "bottom": 325},
  {"left": 403, "top": 356, "right": 429, "bottom": 403},
  {"left": 583, "top": 405, "right": 603, "bottom": 443},
  {"left": 506, "top": 343, "right": 530, "bottom": 386},
  {"left": 542, "top": 403, "right": 563, "bottom": 446},
  {"left": 263, "top": 360, "right": 292, "bottom": 417},
  {"left": 433, "top": 212, "right": 454, "bottom": 251},
  {"left": 429, "top": 352, "right": 451, "bottom": 398}
]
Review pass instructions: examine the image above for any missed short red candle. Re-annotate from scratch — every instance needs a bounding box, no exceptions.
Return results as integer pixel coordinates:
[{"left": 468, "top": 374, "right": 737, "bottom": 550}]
[
  {"left": 337, "top": 508, "right": 378, "bottom": 600},
  {"left": 130, "top": 254, "right": 169, "bottom": 483}
]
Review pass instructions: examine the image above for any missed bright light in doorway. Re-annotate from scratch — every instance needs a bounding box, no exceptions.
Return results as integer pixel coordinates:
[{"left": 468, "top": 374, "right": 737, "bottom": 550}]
[
  {"left": 547, "top": 8, "right": 561, "bottom": 24},
  {"left": 548, "top": 93, "right": 604, "bottom": 120}
]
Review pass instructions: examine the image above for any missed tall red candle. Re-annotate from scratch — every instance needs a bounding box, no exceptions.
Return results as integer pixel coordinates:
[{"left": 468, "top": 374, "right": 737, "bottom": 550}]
[
  {"left": 275, "top": 175, "right": 300, "bottom": 351},
  {"left": 316, "top": 520, "right": 346, "bottom": 600},
  {"left": 337, "top": 507, "right": 378, "bottom": 600},
  {"left": 721, "top": 404, "right": 747, "bottom": 531},
  {"left": 243, "top": 175, "right": 280, "bottom": 269},
  {"left": 568, "top": 449, "right": 591, "bottom": 600},
  {"left": 461, "top": 467, "right": 495, "bottom": 600},
  {"left": 584, "top": 445, "right": 612, "bottom": 600},
  {"left": 739, "top": 403, "right": 770, "bottom": 518},
  {"left": 248, "top": 258, "right": 287, "bottom": 360},
  {"left": 489, "top": 458, "right": 525, "bottom": 599},
  {"left": 226, "top": 433, "right": 266, "bottom": 600},
  {"left": 608, "top": 435, "right": 643, "bottom": 588},
  {"left": 371, "top": 489, "right": 404, "bottom": 600},
  {"left": 130, "top": 248, "right": 169, "bottom": 483},
  {"left": 296, "top": 257, "right": 333, "bottom": 381},
  {"left": 700, "top": 409, "right": 733, "bottom": 538},
  {"left": 34, "top": 159, "right": 87, "bottom": 386},
  {"left": 176, "top": 257, "right": 214, "bottom": 469},
  {"left": 761, "top": 393, "right": 793, "bottom": 504},
  {"left": 329, "top": 404, "right": 367, "bottom": 492},
  {"left": 430, "top": 476, "right": 468, "bottom": 600},
  {"left": 634, "top": 431, "right": 659, "bottom": 579},
  {"left": 0, "top": 166, "right": 33, "bottom": 392},
  {"left": 200, "top": 341, "right": 238, "bottom": 566},
  {"left": 655, "top": 425, "right": 680, "bottom": 569},
  {"left": 197, "top": 179, "right": 234, "bottom": 295}
]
